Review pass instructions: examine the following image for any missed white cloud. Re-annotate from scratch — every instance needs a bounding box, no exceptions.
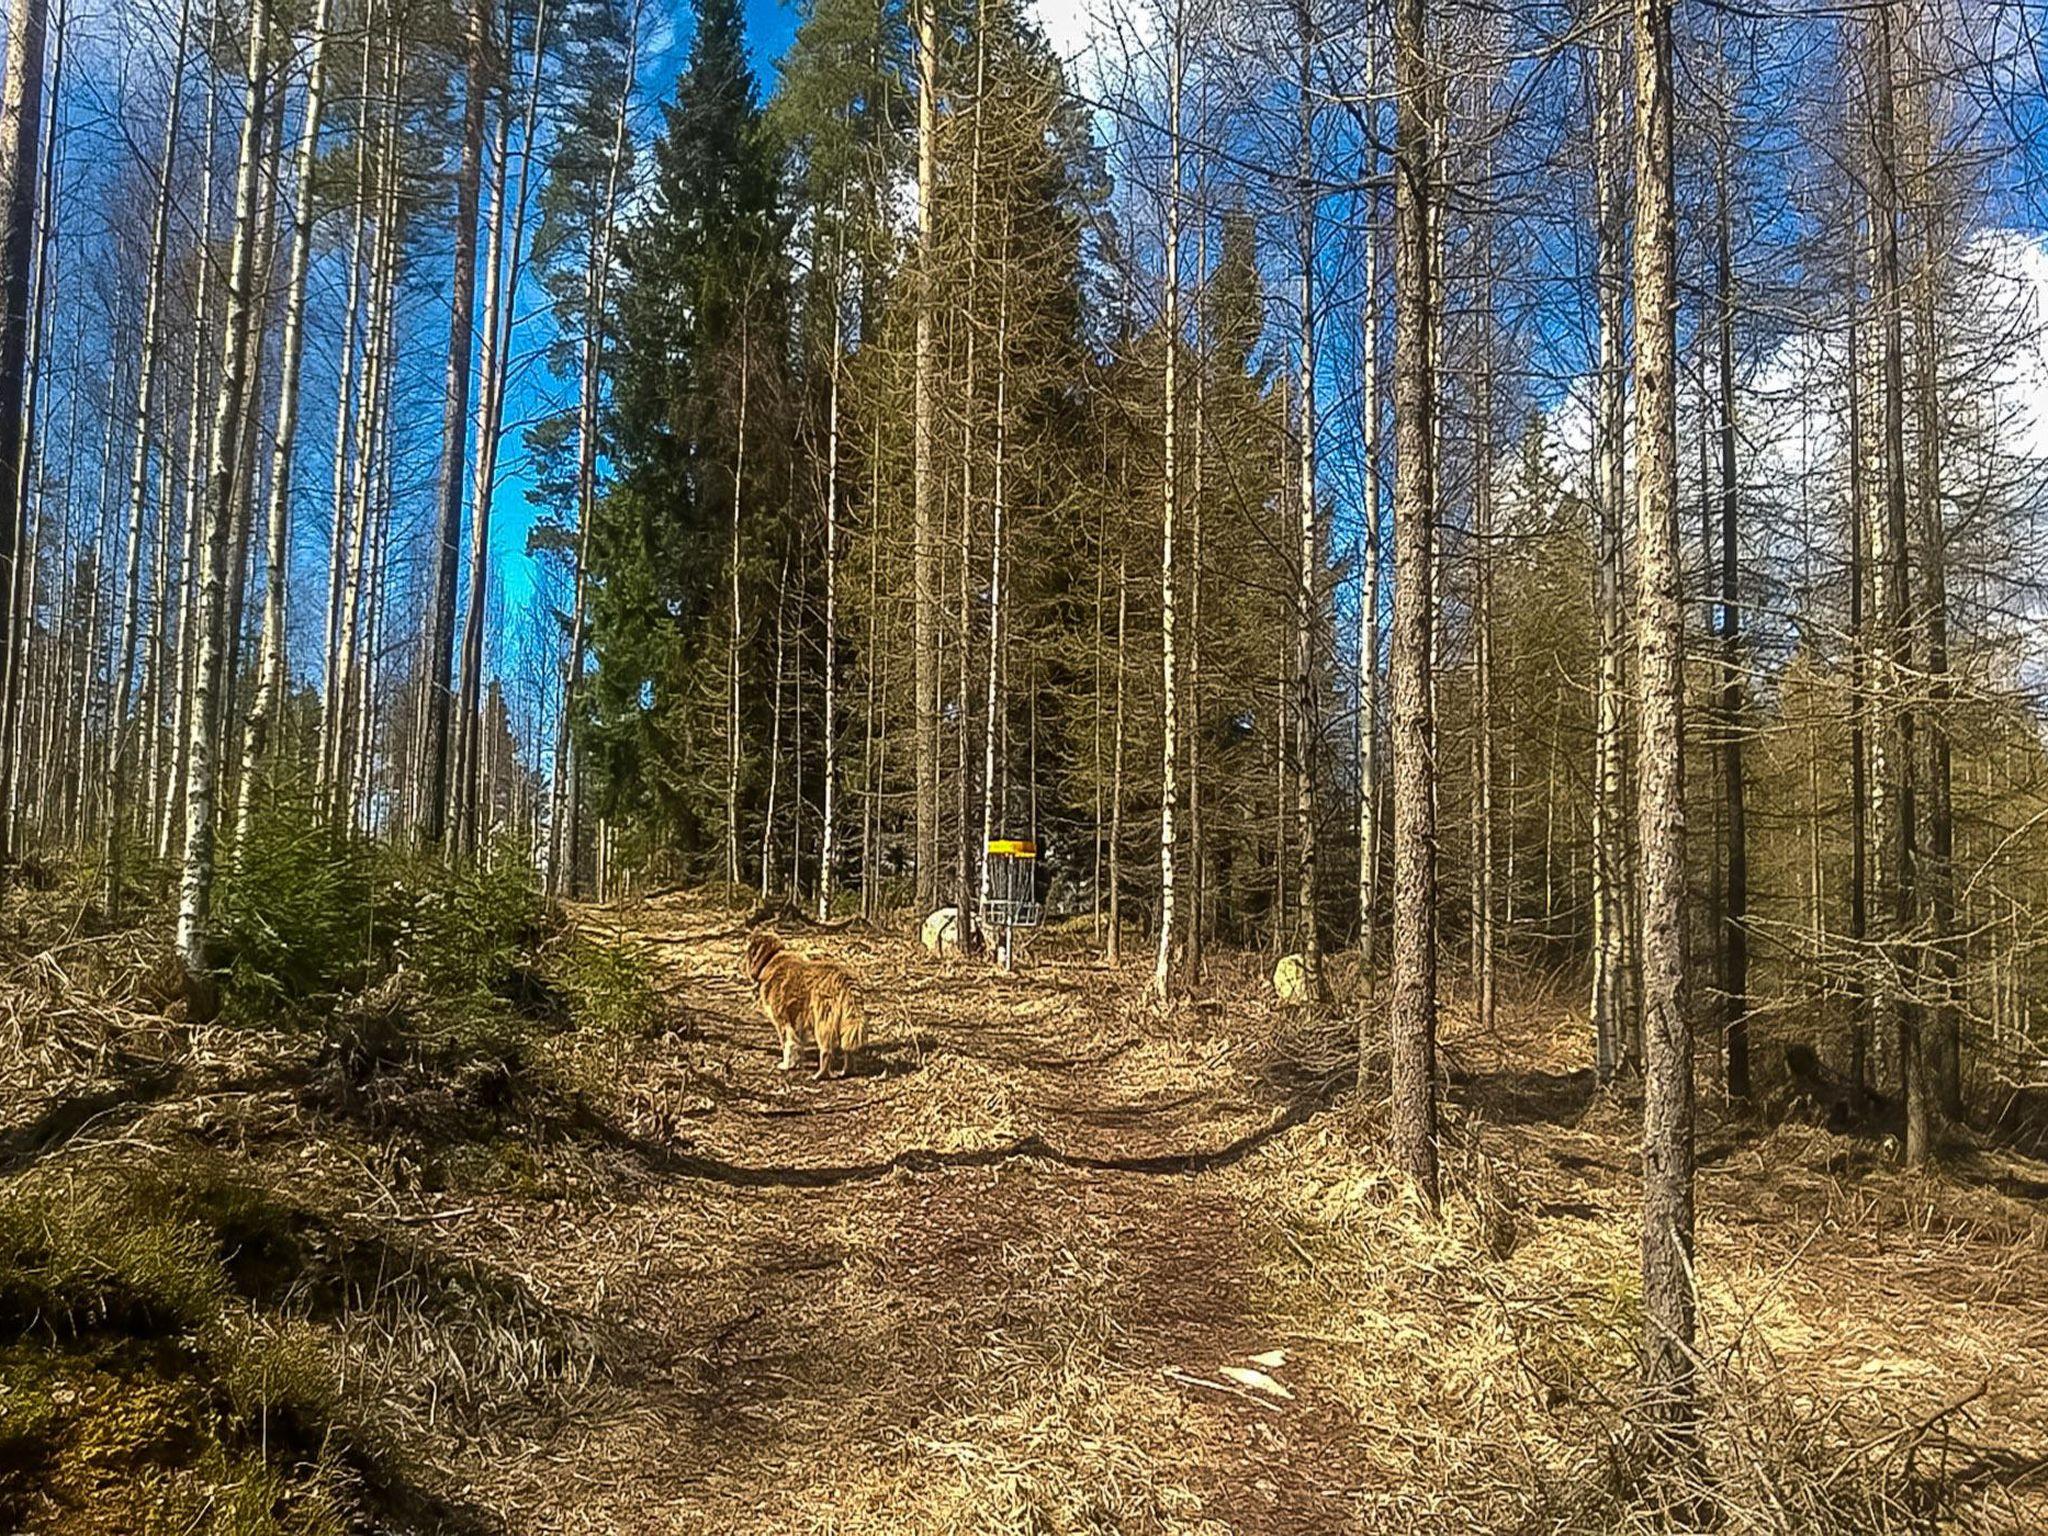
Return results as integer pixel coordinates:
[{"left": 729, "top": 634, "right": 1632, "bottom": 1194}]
[{"left": 1032, "top": 0, "right": 1160, "bottom": 96}]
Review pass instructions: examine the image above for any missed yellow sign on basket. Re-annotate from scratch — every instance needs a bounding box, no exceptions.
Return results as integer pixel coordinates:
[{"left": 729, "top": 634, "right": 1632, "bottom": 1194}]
[{"left": 985, "top": 839, "right": 1037, "bottom": 858}]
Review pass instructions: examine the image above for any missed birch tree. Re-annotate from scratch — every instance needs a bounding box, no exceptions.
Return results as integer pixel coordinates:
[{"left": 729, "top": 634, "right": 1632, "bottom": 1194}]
[
  {"left": 102, "top": 0, "right": 192, "bottom": 915},
  {"left": 1151, "top": 0, "right": 1183, "bottom": 1003},
  {"left": 234, "top": 0, "right": 337, "bottom": 847},
  {"left": 178, "top": 0, "right": 274, "bottom": 1018}
]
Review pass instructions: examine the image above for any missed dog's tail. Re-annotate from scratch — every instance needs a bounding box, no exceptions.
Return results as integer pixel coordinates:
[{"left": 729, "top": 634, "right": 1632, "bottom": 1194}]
[{"left": 836, "top": 987, "right": 867, "bottom": 1054}]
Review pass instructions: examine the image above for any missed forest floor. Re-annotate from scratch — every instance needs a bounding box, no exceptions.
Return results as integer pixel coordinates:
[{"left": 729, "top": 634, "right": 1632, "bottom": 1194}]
[
  {"left": 477, "top": 893, "right": 2048, "bottom": 1535},
  {"left": 5, "top": 885, "right": 2048, "bottom": 1534}
]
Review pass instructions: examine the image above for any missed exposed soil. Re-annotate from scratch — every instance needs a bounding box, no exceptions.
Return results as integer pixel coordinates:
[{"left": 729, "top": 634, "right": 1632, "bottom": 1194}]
[{"left": 471, "top": 896, "right": 1363, "bottom": 1535}]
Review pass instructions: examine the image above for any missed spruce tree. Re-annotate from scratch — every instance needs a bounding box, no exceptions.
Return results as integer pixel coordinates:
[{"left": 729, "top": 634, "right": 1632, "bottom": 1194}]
[{"left": 586, "top": 0, "right": 788, "bottom": 871}]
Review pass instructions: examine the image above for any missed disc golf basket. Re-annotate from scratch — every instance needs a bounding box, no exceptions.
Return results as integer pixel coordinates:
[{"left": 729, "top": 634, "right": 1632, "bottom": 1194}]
[{"left": 981, "top": 839, "right": 1042, "bottom": 970}]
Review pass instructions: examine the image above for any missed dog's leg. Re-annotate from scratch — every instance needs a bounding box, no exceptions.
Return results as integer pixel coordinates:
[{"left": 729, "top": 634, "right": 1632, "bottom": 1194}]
[{"left": 779, "top": 1027, "right": 797, "bottom": 1072}]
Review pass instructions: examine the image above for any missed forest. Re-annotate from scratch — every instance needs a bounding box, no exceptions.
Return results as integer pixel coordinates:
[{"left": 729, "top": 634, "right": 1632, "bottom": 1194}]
[{"left": 1, "top": 0, "right": 2047, "bottom": 1529}]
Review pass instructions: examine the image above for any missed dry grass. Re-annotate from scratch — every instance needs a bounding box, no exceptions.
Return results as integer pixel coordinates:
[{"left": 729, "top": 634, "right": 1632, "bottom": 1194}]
[{"left": 5, "top": 881, "right": 2046, "bottom": 1534}]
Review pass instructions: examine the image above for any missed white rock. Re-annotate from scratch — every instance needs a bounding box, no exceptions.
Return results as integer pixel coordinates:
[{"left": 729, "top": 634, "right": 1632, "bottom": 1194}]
[
  {"left": 1272, "top": 953, "right": 1309, "bottom": 1004},
  {"left": 922, "top": 906, "right": 963, "bottom": 958}
]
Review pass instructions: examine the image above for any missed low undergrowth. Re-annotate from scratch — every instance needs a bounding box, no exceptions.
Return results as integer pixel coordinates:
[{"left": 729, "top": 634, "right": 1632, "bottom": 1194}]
[
  {"left": 0, "top": 832, "right": 658, "bottom": 1534},
  {"left": 1237, "top": 1093, "right": 2038, "bottom": 1535}
]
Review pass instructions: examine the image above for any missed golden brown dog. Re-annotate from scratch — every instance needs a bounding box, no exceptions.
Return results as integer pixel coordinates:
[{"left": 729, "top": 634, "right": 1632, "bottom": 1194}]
[{"left": 742, "top": 931, "right": 867, "bottom": 1080}]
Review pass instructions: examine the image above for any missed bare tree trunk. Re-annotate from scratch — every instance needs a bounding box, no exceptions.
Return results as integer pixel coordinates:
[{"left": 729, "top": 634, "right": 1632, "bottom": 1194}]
[
  {"left": 235, "top": 0, "right": 337, "bottom": 847},
  {"left": 955, "top": 12, "right": 986, "bottom": 933},
  {"left": 861, "top": 441, "right": 881, "bottom": 921},
  {"left": 6, "top": 0, "right": 63, "bottom": 852},
  {"left": 1275, "top": 395, "right": 1289, "bottom": 952},
  {"left": 142, "top": 409, "right": 175, "bottom": 825},
  {"left": 318, "top": 15, "right": 376, "bottom": 814},
  {"left": 1714, "top": 114, "right": 1749, "bottom": 1099},
  {"left": 1471, "top": 162, "right": 1497, "bottom": 1038},
  {"left": 1590, "top": 18, "right": 1628, "bottom": 1084},
  {"left": 727, "top": 333, "right": 748, "bottom": 886},
  {"left": 420, "top": 0, "right": 490, "bottom": 850},
  {"left": 789, "top": 544, "right": 804, "bottom": 900},
  {"left": 351, "top": 429, "right": 391, "bottom": 830},
  {"left": 1870, "top": 2, "right": 1926, "bottom": 1167},
  {"left": 178, "top": 0, "right": 273, "bottom": 1019},
  {"left": 1108, "top": 553, "right": 1126, "bottom": 965},
  {"left": 1152, "top": 2, "right": 1183, "bottom": 1002},
  {"left": 912, "top": 0, "right": 939, "bottom": 909},
  {"left": 457, "top": 29, "right": 514, "bottom": 859},
  {"left": 0, "top": 0, "right": 51, "bottom": 869},
  {"left": 1847, "top": 254, "right": 1871, "bottom": 1114},
  {"left": 458, "top": 0, "right": 546, "bottom": 858},
  {"left": 1092, "top": 500, "right": 1104, "bottom": 944},
  {"left": 1188, "top": 170, "right": 1207, "bottom": 984},
  {"left": 1630, "top": 0, "right": 1696, "bottom": 1440},
  {"left": 818, "top": 252, "right": 843, "bottom": 920},
  {"left": 1292, "top": 0, "right": 1321, "bottom": 1000},
  {"left": 100, "top": 0, "right": 193, "bottom": 912},
  {"left": 69, "top": 391, "right": 119, "bottom": 846},
  {"left": 550, "top": 41, "right": 629, "bottom": 896},
  {"left": 216, "top": 96, "right": 284, "bottom": 826},
  {"left": 760, "top": 544, "right": 789, "bottom": 900},
  {"left": 979, "top": 261, "right": 1011, "bottom": 933},
  {"left": 329, "top": 40, "right": 401, "bottom": 816},
  {"left": 1389, "top": 0, "right": 1439, "bottom": 1210},
  {"left": 160, "top": 30, "right": 222, "bottom": 864},
  {"left": 1916, "top": 207, "right": 1958, "bottom": 1123},
  {"left": 1357, "top": 28, "right": 1381, "bottom": 1003}
]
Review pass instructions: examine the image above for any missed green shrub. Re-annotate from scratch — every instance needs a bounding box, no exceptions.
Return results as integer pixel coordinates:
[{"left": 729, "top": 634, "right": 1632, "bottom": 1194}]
[
  {"left": 541, "top": 937, "right": 661, "bottom": 1104},
  {"left": 398, "top": 847, "right": 544, "bottom": 1000},
  {"left": 556, "top": 937, "right": 657, "bottom": 1042},
  {"left": 219, "top": 797, "right": 398, "bottom": 1017}
]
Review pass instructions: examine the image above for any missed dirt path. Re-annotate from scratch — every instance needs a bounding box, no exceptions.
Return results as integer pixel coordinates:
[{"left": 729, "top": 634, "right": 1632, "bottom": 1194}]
[
  {"left": 455, "top": 894, "right": 2048, "bottom": 1536},
  {"left": 479, "top": 896, "right": 1360, "bottom": 1536}
]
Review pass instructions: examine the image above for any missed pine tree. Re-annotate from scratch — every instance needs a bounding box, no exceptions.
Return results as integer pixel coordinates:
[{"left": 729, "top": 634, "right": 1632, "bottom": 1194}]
[
  {"left": 420, "top": 0, "right": 492, "bottom": 849},
  {"left": 1630, "top": 0, "right": 1696, "bottom": 1442}
]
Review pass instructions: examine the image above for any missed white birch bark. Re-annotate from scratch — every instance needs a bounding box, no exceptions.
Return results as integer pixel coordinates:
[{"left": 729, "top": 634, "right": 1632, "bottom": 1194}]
[
  {"left": 101, "top": 0, "right": 191, "bottom": 912},
  {"left": 235, "top": 0, "right": 337, "bottom": 845},
  {"left": 1152, "top": 0, "right": 1183, "bottom": 1001},
  {"left": 177, "top": 0, "right": 272, "bottom": 1017}
]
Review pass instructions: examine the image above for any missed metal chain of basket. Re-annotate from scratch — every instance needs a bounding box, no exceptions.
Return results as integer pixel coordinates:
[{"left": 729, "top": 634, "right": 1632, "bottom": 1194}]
[{"left": 980, "top": 839, "right": 1041, "bottom": 969}]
